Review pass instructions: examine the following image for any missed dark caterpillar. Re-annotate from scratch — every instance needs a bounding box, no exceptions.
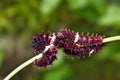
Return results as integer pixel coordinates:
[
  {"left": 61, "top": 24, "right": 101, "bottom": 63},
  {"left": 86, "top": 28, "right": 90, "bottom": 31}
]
[
  {"left": 59, "top": 41, "right": 104, "bottom": 57},
  {"left": 32, "top": 33, "right": 57, "bottom": 67},
  {"left": 56, "top": 28, "right": 105, "bottom": 57},
  {"left": 57, "top": 28, "right": 103, "bottom": 46},
  {"left": 34, "top": 45, "right": 57, "bottom": 67},
  {"left": 32, "top": 33, "right": 53, "bottom": 55},
  {"left": 32, "top": 28, "right": 105, "bottom": 67}
]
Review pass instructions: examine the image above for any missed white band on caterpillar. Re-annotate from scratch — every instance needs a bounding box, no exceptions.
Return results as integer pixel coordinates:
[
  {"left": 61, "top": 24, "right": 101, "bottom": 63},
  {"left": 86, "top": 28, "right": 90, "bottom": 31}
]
[
  {"left": 43, "top": 44, "right": 54, "bottom": 53},
  {"left": 89, "top": 49, "right": 94, "bottom": 57},
  {"left": 50, "top": 33, "right": 56, "bottom": 44},
  {"left": 43, "top": 33, "right": 56, "bottom": 53},
  {"left": 74, "top": 32, "right": 79, "bottom": 43}
]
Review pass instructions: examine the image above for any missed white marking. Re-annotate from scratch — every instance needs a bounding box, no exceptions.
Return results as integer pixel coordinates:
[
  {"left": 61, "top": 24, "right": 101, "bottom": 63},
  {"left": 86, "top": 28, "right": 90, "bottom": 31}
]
[
  {"left": 43, "top": 44, "right": 54, "bottom": 53},
  {"left": 43, "top": 33, "right": 56, "bottom": 53},
  {"left": 74, "top": 32, "right": 79, "bottom": 43},
  {"left": 50, "top": 33, "right": 56, "bottom": 44},
  {"left": 89, "top": 50, "right": 94, "bottom": 57}
]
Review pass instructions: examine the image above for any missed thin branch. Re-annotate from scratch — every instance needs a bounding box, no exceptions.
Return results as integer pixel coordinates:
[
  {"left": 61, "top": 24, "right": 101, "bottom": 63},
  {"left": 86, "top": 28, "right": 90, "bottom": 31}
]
[
  {"left": 102, "top": 36, "right": 120, "bottom": 43},
  {"left": 3, "top": 35, "right": 120, "bottom": 80},
  {"left": 3, "top": 53, "right": 42, "bottom": 80}
]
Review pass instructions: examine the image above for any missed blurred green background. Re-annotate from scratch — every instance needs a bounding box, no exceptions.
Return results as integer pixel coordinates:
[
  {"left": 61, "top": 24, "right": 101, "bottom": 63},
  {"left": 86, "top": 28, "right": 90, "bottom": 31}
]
[{"left": 0, "top": 0, "right": 120, "bottom": 80}]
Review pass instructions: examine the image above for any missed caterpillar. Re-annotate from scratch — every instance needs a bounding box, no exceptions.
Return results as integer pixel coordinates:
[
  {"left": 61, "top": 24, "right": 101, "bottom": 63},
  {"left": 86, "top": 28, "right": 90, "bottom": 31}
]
[
  {"left": 34, "top": 45, "right": 57, "bottom": 67},
  {"left": 57, "top": 40, "right": 104, "bottom": 57},
  {"left": 32, "top": 28, "right": 105, "bottom": 67},
  {"left": 57, "top": 28, "right": 103, "bottom": 46},
  {"left": 56, "top": 28, "right": 105, "bottom": 57},
  {"left": 32, "top": 33, "right": 52, "bottom": 55},
  {"left": 32, "top": 33, "right": 57, "bottom": 67}
]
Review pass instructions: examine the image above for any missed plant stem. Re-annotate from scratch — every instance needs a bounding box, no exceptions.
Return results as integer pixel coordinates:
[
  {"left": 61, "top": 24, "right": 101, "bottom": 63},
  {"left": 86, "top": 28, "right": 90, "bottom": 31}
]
[
  {"left": 102, "top": 36, "right": 120, "bottom": 43},
  {"left": 3, "top": 35, "right": 120, "bottom": 80},
  {"left": 3, "top": 53, "right": 42, "bottom": 80}
]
